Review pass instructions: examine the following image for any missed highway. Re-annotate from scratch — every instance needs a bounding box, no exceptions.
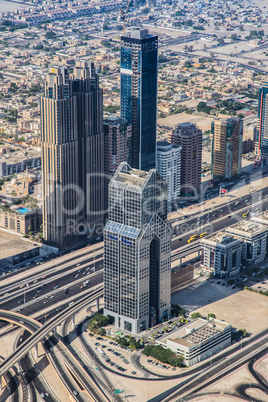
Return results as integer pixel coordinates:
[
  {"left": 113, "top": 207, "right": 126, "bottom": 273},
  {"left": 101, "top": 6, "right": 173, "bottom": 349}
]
[
  {"left": 1, "top": 186, "right": 268, "bottom": 327},
  {"left": 0, "top": 287, "right": 103, "bottom": 374},
  {"left": 0, "top": 288, "right": 111, "bottom": 402},
  {"left": 148, "top": 333, "right": 268, "bottom": 402}
]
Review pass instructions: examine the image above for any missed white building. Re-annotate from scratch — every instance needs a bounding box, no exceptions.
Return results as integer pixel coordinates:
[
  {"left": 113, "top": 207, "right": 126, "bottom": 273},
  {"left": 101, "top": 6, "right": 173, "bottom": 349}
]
[
  {"left": 200, "top": 232, "right": 242, "bottom": 278},
  {"left": 157, "top": 318, "right": 231, "bottom": 366},
  {"left": 226, "top": 221, "right": 268, "bottom": 264},
  {"left": 157, "top": 141, "right": 181, "bottom": 205}
]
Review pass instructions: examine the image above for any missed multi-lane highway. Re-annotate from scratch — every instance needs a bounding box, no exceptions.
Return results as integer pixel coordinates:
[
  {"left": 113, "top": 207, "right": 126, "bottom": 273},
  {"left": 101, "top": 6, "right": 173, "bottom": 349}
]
[{"left": 1, "top": 186, "right": 268, "bottom": 326}]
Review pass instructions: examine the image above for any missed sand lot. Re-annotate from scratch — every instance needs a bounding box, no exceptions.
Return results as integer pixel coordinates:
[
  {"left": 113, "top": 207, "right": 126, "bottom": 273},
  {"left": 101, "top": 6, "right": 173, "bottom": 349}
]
[
  {"left": 172, "top": 281, "right": 268, "bottom": 335},
  {"left": 158, "top": 112, "right": 214, "bottom": 131}
]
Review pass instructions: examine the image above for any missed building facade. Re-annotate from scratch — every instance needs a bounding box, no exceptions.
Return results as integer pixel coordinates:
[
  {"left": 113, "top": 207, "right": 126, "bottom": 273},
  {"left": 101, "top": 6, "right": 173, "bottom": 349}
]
[
  {"left": 103, "top": 116, "right": 132, "bottom": 176},
  {"left": 121, "top": 28, "right": 158, "bottom": 171},
  {"left": 41, "top": 62, "right": 104, "bottom": 248},
  {"left": 157, "top": 318, "right": 231, "bottom": 367},
  {"left": 225, "top": 221, "right": 268, "bottom": 264},
  {"left": 104, "top": 162, "right": 171, "bottom": 333},
  {"left": 256, "top": 83, "right": 268, "bottom": 156},
  {"left": 0, "top": 207, "right": 41, "bottom": 235},
  {"left": 168, "top": 123, "right": 202, "bottom": 196},
  {"left": 200, "top": 232, "right": 242, "bottom": 278},
  {"left": 103, "top": 116, "right": 132, "bottom": 213},
  {"left": 156, "top": 141, "right": 181, "bottom": 205},
  {"left": 211, "top": 117, "right": 243, "bottom": 180}
]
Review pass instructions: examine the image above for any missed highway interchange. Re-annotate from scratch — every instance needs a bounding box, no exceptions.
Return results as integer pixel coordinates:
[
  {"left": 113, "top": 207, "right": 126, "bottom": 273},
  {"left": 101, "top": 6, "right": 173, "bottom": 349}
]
[{"left": 1, "top": 184, "right": 268, "bottom": 401}]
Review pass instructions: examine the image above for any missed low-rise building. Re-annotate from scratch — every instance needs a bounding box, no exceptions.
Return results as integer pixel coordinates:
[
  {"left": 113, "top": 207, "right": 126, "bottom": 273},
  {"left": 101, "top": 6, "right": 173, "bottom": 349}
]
[
  {"left": 226, "top": 221, "right": 268, "bottom": 264},
  {"left": 157, "top": 318, "right": 231, "bottom": 367},
  {"left": 0, "top": 206, "right": 42, "bottom": 235},
  {"left": 200, "top": 232, "right": 242, "bottom": 278},
  {"left": 0, "top": 147, "right": 41, "bottom": 178}
]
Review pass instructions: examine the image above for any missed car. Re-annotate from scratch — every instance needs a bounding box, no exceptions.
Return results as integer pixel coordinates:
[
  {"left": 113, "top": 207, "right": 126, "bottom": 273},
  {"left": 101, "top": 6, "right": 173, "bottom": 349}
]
[
  {"left": 131, "top": 371, "right": 136, "bottom": 375},
  {"left": 53, "top": 283, "right": 57, "bottom": 286},
  {"left": 45, "top": 314, "right": 49, "bottom": 317},
  {"left": 222, "top": 283, "right": 225, "bottom": 286},
  {"left": 45, "top": 393, "right": 49, "bottom": 397},
  {"left": 217, "top": 281, "right": 221, "bottom": 284},
  {"left": 40, "top": 393, "right": 45, "bottom": 398},
  {"left": 44, "top": 300, "right": 48, "bottom": 303},
  {"left": 20, "top": 320, "right": 24, "bottom": 324}
]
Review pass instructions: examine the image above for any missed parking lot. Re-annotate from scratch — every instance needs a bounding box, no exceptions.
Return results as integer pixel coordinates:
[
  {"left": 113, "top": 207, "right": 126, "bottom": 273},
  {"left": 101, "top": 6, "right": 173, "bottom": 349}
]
[{"left": 85, "top": 333, "right": 137, "bottom": 375}]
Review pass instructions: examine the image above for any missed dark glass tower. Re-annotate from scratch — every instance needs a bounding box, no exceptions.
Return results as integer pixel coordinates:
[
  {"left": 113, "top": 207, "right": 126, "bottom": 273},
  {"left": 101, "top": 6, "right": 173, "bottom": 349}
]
[
  {"left": 121, "top": 28, "right": 158, "bottom": 171},
  {"left": 256, "top": 83, "right": 268, "bottom": 156}
]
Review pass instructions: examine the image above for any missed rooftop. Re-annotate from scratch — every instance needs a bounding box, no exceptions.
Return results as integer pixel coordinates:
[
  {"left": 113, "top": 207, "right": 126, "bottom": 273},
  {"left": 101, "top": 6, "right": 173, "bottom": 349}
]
[
  {"left": 204, "top": 231, "right": 239, "bottom": 245},
  {"left": 113, "top": 163, "right": 152, "bottom": 188},
  {"left": 159, "top": 318, "right": 230, "bottom": 348},
  {"left": 0, "top": 229, "right": 37, "bottom": 264},
  {"left": 226, "top": 221, "right": 268, "bottom": 236}
]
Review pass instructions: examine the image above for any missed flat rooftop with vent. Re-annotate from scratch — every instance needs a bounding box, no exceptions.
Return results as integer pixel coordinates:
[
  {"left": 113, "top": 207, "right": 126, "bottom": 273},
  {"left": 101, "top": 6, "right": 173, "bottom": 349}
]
[{"left": 157, "top": 318, "right": 231, "bottom": 366}]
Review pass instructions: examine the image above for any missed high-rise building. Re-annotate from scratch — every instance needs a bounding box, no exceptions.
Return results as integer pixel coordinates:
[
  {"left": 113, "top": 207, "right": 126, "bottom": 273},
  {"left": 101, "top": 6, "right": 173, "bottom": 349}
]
[
  {"left": 256, "top": 83, "right": 268, "bottom": 156},
  {"left": 121, "top": 28, "right": 158, "bottom": 171},
  {"left": 169, "top": 123, "right": 202, "bottom": 196},
  {"left": 103, "top": 116, "right": 132, "bottom": 176},
  {"left": 41, "top": 62, "right": 104, "bottom": 248},
  {"left": 103, "top": 116, "right": 132, "bottom": 212},
  {"left": 104, "top": 162, "right": 171, "bottom": 333},
  {"left": 211, "top": 117, "right": 243, "bottom": 180},
  {"left": 156, "top": 141, "right": 181, "bottom": 205}
]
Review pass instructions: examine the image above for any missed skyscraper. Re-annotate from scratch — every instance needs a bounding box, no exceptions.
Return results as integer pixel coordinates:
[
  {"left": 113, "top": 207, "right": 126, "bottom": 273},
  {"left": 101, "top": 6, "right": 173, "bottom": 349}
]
[
  {"left": 157, "top": 141, "right": 181, "bottom": 205},
  {"left": 103, "top": 116, "right": 132, "bottom": 212},
  {"left": 256, "top": 83, "right": 268, "bottom": 156},
  {"left": 169, "top": 123, "right": 202, "bottom": 196},
  {"left": 211, "top": 117, "right": 243, "bottom": 180},
  {"left": 121, "top": 28, "right": 158, "bottom": 171},
  {"left": 103, "top": 116, "right": 132, "bottom": 177},
  {"left": 41, "top": 62, "right": 104, "bottom": 248},
  {"left": 104, "top": 162, "right": 171, "bottom": 333}
]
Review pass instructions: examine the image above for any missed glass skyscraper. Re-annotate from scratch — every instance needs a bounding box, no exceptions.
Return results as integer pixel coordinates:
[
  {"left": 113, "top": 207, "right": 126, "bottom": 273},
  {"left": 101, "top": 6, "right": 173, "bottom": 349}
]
[
  {"left": 104, "top": 162, "right": 171, "bottom": 334},
  {"left": 121, "top": 28, "right": 158, "bottom": 171},
  {"left": 256, "top": 83, "right": 268, "bottom": 156}
]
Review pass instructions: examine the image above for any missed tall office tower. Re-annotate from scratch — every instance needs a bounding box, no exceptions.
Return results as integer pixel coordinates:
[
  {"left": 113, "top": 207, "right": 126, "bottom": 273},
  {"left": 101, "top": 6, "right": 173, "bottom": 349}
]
[
  {"left": 41, "top": 62, "right": 104, "bottom": 248},
  {"left": 121, "top": 28, "right": 158, "bottom": 171},
  {"left": 156, "top": 141, "right": 181, "bottom": 205},
  {"left": 211, "top": 117, "right": 243, "bottom": 180},
  {"left": 256, "top": 83, "right": 268, "bottom": 156},
  {"left": 104, "top": 162, "right": 171, "bottom": 333},
  {"left": 169, "top": 122, "right": 202, "bottom": 196},
  {"left": 103, "top": 116, "right": 132, "bottom": 212}
]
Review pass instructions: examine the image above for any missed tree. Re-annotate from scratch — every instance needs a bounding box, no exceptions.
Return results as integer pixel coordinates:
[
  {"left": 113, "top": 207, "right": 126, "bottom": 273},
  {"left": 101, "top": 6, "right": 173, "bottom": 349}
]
[
  {"left": 191, "top": 312, "right": 202, "bottom": 319},
  {"left": 238, "top": 328, "right": 247, "bottom": 338},
  {"left": 87, "top": 312, "right": 109, "bottom": 333},
  {"left": 171, "top": 304, "right": 185, "bottom": 317},
  {"left": 184, "top": 61, "right": 192, "bottom": 68},
  {"left": 207, "top": 313, "right": 216, "bottom": 320},
  {"left": 117, "top": 337, "right": 128, "bottom": 346}
]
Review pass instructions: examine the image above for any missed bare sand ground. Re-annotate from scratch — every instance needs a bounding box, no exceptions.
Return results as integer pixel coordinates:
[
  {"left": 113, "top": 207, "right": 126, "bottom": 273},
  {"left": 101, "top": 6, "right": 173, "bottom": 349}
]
[{"left": 172, "top": 284, "right": 268, "bottom": 335}]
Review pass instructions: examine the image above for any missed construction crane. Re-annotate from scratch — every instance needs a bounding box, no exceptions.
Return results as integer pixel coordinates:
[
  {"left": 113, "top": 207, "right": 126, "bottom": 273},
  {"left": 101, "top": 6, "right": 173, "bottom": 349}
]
[{"left": 120, "top": 0, "right": 132, "bottom": 36}]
